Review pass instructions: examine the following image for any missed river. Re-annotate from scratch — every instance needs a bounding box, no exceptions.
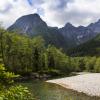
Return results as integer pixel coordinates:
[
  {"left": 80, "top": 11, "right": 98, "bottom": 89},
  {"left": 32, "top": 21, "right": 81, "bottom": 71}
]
[{"left": 20, "top": 80, "right": 100, "bottom": 100}]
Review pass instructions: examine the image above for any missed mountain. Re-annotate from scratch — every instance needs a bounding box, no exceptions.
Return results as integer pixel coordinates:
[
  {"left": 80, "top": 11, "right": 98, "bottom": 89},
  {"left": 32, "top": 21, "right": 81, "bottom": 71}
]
[
  {"left": 8, "top": 14, "right": 48, "bottom": 36},
  {"left": 8, "top": 14, "right": 68, "bottom": 50},
  {"left": 67, "top": 34, "right": 100, "bottom": 56},
  {"left": 88, "top": 19, "right": 100, "bottom": 33},
  {"left": 59, "top": 23, "right": 96, "bottom": 46},
  {"left": 8, "top": 13, "right": 100, "bottom": 51}
]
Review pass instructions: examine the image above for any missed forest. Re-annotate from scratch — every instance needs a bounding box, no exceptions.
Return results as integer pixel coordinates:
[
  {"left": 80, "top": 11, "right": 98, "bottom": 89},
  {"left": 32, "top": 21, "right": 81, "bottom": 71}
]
[{"left": 0, "top": 28, "right": 100, "bottom": 99}]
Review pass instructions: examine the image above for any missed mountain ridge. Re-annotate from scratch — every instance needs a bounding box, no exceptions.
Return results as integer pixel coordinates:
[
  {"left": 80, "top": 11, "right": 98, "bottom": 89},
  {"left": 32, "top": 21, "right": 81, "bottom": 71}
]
[{"left": 7, "top": 13, "right": 100, "bottom": 51}]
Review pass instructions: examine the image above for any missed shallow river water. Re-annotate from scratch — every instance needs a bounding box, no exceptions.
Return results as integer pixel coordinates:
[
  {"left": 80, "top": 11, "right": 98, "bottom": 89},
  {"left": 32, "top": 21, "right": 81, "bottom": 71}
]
[{"left": 21, "top": 80, "right": 100, "bottom": 100}]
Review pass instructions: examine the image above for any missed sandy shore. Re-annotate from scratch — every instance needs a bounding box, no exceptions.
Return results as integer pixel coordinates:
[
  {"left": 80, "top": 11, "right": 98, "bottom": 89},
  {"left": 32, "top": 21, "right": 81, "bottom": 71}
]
[{"left": 47, "top": 73, "right": 100, "bottom": 96}]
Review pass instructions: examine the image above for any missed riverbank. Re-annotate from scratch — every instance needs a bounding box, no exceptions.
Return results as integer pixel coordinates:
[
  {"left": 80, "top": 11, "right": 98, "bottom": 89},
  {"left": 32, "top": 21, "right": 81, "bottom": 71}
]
[
  {"left": 47, "top": 73, "right": 100, "bottom": 97},
  {"left": 19, "top": 80, "right": 100, "bottom": 100}
]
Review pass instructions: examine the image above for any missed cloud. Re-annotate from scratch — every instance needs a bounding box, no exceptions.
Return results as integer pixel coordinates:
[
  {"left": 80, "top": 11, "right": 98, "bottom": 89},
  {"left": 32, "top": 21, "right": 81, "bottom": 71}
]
[
  {"left": 27, "top": 0, "right": 44, "bottom": 6},
  {"left": 0, "top": 4, "right": 12, "bottom": 13},
  {"left": 42, "top": 0, "right": 100, "bottom": 27},
  {"left": 0, "top": 0, "right": 37, "bottom": 28},
  {"left": 0, "top": 1, "right": 13, "bottom": 13},
  {"left": 27, "top": 0, "right": 33, "bottom": 6},
  {"left": 0, "top": 0, "right": 100, "bottom": 28}
]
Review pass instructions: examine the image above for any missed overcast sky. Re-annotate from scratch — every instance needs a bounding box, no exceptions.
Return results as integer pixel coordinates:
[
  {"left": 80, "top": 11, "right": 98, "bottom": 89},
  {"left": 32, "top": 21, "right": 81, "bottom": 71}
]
[{"left": 0, "top": 0, "right": 100, "bottom": 28}]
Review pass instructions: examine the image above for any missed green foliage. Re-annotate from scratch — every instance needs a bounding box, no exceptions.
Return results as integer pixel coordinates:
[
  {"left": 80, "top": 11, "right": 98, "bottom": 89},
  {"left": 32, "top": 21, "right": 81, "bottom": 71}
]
[
  {"left": 4, "top": 33, "right": 33, "bottom": 74},
  {"left": 85, "top": 57, "right": 96, "bottom": 72},
  {"left": 0, "top": 85, "right": 35, "bottom": 100},
  {"left": 0, "top": 31, "right": 46, "bottom": 75},
  {"left": 46, "top": 45, "right": 72, "bottom": 74},
  {"left": 0, "top": 64, "right": 34, "bottom": 100},
  {"left": 67, "top": 34, "right": 100, "bottom": 56},
  {"left": 31, "top": 36, "right": 45, "bottom": 72},
  {"left": 0, "top": 30, "right": 72, "bottom": 75},
  {"left": 0, "top": 29, "right": 100, "bottom": 77},
  {"left": 94, "top": 58, "right": 100, "bottom": 72},
  {"left": 0, "top": 64, "right": 18, "bottom": 86},
  {"left": 70, "top": 57, "right": 100, "bottom": 73}
]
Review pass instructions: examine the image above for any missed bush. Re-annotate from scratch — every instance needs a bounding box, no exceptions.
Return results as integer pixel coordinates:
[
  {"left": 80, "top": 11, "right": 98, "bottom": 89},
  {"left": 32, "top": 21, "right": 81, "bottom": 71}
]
[
  {"left": 0, "top": 85, "right": 35, "bottom": 100},
  {"left": 0, "top": 64, "right": 18, "bottom": 86},
  {"left": 0, "top": 64, "right": 35, "bottom": 100}
]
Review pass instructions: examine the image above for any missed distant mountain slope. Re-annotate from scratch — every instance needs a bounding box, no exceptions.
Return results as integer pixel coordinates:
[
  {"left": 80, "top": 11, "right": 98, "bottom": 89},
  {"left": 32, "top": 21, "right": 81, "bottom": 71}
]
[
  {"left": 8, "top": 13, "right": 100, "bottom": 52},
  {"left": 8, "top": 14, "right": 68, "bottom": 50},
  {"left": 88, "top": 19, "right": 100, "bottom": 33},
  {"left": 59, "top": 23, "right": 96, "bottom": 46},
  {"left": 67, "top": 34, "right": 100, "bottom": 56}
]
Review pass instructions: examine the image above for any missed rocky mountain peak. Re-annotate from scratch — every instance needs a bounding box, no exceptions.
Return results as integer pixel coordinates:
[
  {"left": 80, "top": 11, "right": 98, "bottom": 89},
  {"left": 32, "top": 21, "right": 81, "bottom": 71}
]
[
  {"left": 64, "top": 22, "right": 74, "bottom": 28},
  {"left": 7, "top": 13, "right": 100, "bottom": 50},
  {"left": 15, "top": 13, "right": 46, "bottom": 25},
  {"left": 88, "top": 19, "right": 100, "bottom": 33},
  {"left": 8, "top": 13, "right": 47, "bottom": 35}
]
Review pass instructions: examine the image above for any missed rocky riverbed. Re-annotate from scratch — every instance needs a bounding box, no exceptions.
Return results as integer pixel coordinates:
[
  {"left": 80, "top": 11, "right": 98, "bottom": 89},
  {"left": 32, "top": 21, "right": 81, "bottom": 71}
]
[{"left": 47, "top": 73, "right": 100, "bottom": 96}]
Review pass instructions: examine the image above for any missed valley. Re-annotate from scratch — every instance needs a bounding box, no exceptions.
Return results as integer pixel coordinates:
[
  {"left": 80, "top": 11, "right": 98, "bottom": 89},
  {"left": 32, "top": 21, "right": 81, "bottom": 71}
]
[{"left": 0, "top": 13, "right": 100, "bottom": 100}]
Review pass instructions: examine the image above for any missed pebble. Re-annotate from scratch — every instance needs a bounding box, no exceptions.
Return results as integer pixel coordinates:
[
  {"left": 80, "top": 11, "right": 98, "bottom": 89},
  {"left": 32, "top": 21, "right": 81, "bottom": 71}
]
[{"left": 47, "top": 73, "right": 100, "bottom": 96}]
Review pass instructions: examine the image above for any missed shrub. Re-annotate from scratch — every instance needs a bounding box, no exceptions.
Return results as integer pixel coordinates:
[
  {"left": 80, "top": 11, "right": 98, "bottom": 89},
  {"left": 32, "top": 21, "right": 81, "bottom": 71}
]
[
  {"left": 0, "top": 85, "right": 35, "bottom": 100},
  {"left": 0, "top": 64, "right": 35, "bottom": 100}
]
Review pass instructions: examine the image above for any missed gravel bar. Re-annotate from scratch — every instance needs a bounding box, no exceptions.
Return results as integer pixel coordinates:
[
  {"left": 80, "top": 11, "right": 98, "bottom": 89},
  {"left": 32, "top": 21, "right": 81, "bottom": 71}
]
[{"left": 47, "top": 73, "right": 100, "bottom": 96}]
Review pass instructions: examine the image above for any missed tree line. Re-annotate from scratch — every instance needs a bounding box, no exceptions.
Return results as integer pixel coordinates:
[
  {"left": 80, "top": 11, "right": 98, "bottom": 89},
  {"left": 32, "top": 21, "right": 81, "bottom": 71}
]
[
  {"left": 0, "top": 29, "right": 100, "bottom": 77},
  {"left": 0, "top": 29, "right": 71, "bottom": 76},
  {"left": 0, "top": 27, "right": 100, "bottom": 99}
]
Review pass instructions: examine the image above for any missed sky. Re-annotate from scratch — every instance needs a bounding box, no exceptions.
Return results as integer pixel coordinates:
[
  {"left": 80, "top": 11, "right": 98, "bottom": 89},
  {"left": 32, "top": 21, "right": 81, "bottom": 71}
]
[{"left": 0, "top": 0, "right": 100, "bottom": 28}]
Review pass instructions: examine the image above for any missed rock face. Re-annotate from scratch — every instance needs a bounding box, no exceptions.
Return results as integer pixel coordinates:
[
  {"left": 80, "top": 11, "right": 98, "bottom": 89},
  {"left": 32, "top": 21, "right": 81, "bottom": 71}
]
[
  {"left": 88, "top": 19, "right": 100, "bottom": 33},
  {"left": 59, "top": 23, "right": 96, "bottom": 46},
  {"left": 8, "top": 14, "right": 68, "bottom": 50},
  {"left": 8, "top": 13, "right": 100, "bottom": 50},
  {"left": 8, "top": 14, "right": 48, "bottom": 36}
]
